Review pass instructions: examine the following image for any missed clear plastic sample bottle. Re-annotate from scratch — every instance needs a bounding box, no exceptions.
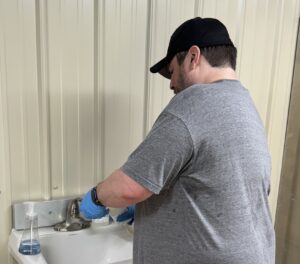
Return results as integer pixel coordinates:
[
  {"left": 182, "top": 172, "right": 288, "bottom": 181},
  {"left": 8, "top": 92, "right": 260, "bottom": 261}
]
[{"left": 18, "top": 203, "right": 41, "bottom": 255}]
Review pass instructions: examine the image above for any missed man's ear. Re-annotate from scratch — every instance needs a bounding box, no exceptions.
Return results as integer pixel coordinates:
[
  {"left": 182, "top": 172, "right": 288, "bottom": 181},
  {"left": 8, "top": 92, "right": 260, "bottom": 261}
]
[{"left": 188, "top": 45, "right": 201, "bottom": 68}]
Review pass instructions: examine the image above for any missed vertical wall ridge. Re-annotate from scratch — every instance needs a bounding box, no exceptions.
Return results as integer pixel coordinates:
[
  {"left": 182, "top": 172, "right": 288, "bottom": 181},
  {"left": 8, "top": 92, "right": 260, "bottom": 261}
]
[
  {"left": 265, "top": 0, "right": 282, "bottom": 135},
  {"left": 93, "top": 0, "right": 99, "bottom": 184},
  {"left": 143, "top": 0, "right": 152, "bottom": 138},
  {"left": 95, "top": 0, "right": 106, "bottom": 182},
  {"left": 35, "top": 0, "right": 51, "bottom": 199}
]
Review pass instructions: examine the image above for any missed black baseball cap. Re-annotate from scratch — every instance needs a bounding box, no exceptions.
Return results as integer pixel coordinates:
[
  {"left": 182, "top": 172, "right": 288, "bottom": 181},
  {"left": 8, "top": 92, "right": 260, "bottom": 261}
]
[{"left": 150, "top": 17, "right": 234, "bottom": 79}]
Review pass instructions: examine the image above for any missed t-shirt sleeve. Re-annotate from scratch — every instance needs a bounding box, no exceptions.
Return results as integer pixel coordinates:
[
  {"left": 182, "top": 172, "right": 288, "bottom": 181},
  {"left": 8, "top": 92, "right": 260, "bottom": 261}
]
[{"left": 121, "top": 112, "right": 194, "bottom": 194}]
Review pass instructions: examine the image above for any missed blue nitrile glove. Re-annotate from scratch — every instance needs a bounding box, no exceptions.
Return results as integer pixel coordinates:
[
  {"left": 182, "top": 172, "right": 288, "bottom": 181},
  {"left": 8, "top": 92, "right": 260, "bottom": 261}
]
[
  {"left": 116, "top": 205, "right": 135, "bottom": 225},
  {"left": 80, "top": 188, "right": 109, "bottom": 219}
]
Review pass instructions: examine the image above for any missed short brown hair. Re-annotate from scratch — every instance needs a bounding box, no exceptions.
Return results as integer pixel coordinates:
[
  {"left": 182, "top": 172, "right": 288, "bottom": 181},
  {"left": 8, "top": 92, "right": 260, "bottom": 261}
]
[
  {"left": 176, "top": 45, "right": 237, "bottom": 70},
  {"left": 201, "top": 45, "right": 237, "bottom": 70}
]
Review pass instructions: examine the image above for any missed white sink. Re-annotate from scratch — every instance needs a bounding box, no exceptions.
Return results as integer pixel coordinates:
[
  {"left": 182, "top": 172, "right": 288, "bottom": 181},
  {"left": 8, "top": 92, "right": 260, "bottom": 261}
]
[{"left": 9, "top": 223, "right": 133, "bottom": 264}]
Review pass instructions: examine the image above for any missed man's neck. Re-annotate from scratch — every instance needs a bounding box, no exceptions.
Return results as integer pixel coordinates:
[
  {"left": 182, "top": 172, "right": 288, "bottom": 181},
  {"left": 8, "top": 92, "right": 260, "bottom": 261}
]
[{"left": 202, "top": 67, "right": 237, "bottom": 84}]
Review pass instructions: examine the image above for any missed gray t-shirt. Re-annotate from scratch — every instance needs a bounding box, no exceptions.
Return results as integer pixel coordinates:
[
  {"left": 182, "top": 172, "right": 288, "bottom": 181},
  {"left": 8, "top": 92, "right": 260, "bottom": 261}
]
[{"left": 121, "top": 80, "right": 275, "bottom": 264}]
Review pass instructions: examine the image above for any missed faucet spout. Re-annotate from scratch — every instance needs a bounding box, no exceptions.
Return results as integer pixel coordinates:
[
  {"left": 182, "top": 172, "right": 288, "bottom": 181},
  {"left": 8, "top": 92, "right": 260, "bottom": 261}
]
[
  {"left": 54, "top": 198, "right": 91, "bottom": 232},
  {"left": 66, "top": 198, "right": 80, "bottom": 224}
]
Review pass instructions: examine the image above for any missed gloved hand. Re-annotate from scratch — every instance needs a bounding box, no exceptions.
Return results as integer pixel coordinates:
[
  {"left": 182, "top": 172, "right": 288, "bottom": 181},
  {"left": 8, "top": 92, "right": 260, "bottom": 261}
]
[
  {"left": 80, "top": 188, "right": 109, "bottom": 219},
  {"left": 116, "top": 205, "right": 135, "bottom": 225}
]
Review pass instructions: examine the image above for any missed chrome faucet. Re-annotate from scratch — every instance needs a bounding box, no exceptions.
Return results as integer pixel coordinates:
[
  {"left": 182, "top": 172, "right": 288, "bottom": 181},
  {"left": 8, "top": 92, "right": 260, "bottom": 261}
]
[{"left": 54, "top": 198, "right": 91, "bottom": 232}]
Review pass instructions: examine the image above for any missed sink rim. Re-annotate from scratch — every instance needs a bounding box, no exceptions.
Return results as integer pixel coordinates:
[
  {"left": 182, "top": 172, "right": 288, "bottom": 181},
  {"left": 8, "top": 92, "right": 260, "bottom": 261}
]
[{"left": 9, "top": 223, "right": 133, "bottom": 264}]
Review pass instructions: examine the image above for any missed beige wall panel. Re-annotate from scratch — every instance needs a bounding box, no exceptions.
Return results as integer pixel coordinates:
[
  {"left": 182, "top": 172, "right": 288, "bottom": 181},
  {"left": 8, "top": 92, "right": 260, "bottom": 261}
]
[
  {"left": 0, "top": 0, "right": 40, "bottom": 262},
  {"left": 0, "top": 2, "right": 13, "bottom": 261},
  {"left": 100, "top": 0, "right": 148, "bottom": 176},
  {"left": 238, "top": 0, "right": 277, "bottom": 123},
  {"left": 76, "top": 0, "right": 97, "bottom": 193},
  {"left": 266, "top": 0, "right": 300, "bottom": 218},
  {"left": 46, "top": 0, "right": 64, "bottom": 197},
  {"left": 46, "top": 0, "right": 95, "bottom": 196},
  {"left": 1, "top": 0, "right": 43, "bottom": 202}
]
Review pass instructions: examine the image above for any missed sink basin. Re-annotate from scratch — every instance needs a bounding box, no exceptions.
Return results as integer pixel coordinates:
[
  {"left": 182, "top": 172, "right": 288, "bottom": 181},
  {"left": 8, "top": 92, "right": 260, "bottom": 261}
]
[{"left": 9, "top": 223, "right": 133, "bottom": 264}]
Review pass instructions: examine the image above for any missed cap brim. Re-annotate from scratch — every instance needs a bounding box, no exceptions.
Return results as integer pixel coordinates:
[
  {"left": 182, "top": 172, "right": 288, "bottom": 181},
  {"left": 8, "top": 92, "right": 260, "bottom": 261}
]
[{"left": 150, "top": 56, "right": 172, "bottom": 79}]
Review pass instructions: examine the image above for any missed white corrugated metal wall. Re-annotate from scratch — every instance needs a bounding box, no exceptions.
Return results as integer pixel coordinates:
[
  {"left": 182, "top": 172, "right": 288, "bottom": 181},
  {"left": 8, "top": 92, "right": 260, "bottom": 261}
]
[{"left": 0, "top": 0, "right": 299, "bottom": 263}]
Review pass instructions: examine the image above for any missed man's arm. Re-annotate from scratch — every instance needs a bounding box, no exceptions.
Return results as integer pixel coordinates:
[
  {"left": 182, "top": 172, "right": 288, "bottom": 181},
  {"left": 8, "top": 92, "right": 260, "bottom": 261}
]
[{"left": 96, "top": 169, "right": 153, "bottom": 208}]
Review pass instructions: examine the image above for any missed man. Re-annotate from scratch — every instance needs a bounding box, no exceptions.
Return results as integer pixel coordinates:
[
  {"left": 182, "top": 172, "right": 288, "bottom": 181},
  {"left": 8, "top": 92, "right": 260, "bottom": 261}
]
[{"left": 80, "top": 17, "right": 275, "bottom": 264}]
